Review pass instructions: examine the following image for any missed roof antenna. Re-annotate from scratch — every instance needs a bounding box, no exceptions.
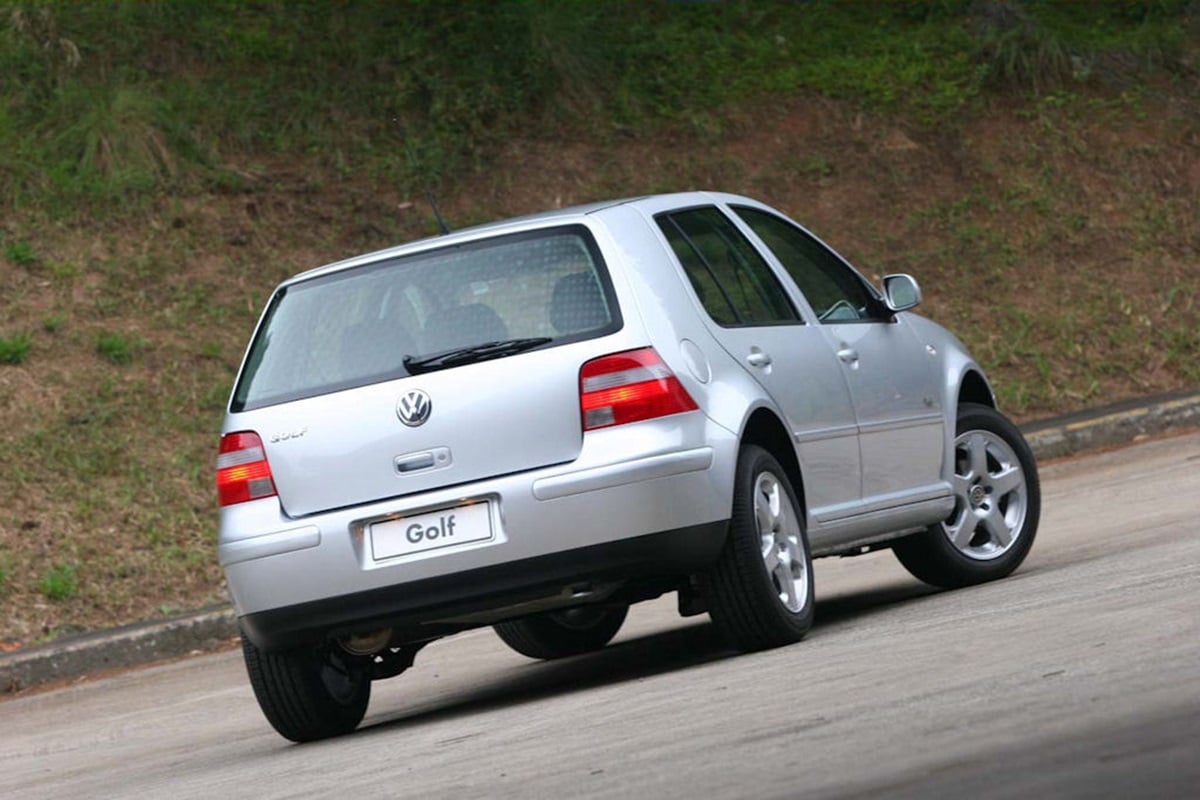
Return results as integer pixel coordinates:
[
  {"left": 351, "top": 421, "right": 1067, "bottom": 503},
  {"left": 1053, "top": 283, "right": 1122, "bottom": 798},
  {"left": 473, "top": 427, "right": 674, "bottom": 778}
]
[
  {"left": 393, "top": 117, "right": 451, "bottom": 235},
  {"left": 424, "top": 188, "right": 451, "bottom": 236}
]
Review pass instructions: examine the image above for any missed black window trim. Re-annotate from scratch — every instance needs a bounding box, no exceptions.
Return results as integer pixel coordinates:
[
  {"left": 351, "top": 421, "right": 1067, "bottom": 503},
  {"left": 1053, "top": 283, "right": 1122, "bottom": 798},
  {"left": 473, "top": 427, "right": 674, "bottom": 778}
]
[{"left": 661, "top": 213, "right": 743, "bottom": 325}]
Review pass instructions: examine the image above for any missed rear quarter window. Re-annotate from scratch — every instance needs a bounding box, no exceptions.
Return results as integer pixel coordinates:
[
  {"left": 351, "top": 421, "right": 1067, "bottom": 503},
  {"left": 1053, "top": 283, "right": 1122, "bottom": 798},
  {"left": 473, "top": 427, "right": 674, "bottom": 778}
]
[{"left": 656, "top": 206, "right": 799, "bottom": 327}]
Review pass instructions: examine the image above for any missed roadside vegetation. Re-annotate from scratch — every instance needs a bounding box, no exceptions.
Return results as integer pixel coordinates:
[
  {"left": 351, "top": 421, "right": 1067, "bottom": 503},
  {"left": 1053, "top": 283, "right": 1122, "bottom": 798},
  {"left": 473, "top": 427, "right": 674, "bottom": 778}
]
[{"left": 1, "top": 1, "right": 1197, "bottom": 647}]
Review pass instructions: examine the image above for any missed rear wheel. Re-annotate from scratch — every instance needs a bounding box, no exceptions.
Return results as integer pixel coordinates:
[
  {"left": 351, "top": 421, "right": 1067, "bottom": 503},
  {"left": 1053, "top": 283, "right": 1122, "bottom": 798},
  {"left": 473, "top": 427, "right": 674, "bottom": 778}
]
[
  {"left": 705, "top": 445, "right": 814, "bottom": 652},
  {"left": 241, "top": 632, "right": 371, "bottom": 743},
  {"left": 493, "top": 605, "right": 629, "bottom": 660},
  {"left": 893, "top": 403, "right": 1040, "bottom": 588}
]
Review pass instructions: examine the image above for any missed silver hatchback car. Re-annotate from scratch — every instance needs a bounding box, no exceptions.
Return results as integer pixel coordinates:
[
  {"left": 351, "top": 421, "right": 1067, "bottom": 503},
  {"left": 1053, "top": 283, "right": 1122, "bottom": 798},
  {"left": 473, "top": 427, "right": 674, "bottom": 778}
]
[{"left": 218, "top": 192, "right": 1040, "bottom": 741}]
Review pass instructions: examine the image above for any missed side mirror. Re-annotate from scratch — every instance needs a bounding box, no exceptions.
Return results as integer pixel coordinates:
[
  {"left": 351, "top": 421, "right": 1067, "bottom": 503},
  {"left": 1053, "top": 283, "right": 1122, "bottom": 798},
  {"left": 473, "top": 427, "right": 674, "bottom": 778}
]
[{"left": 882, "top": 274, "right": 922, "bottom": 313}]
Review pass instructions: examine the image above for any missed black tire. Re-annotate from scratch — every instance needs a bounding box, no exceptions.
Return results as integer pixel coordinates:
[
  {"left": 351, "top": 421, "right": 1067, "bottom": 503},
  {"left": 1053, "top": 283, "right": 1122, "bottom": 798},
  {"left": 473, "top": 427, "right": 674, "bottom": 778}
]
[
  {"left": 705, "top": 445, "right": 814, "bottom": 652},
  {"left": 241, "top": 632, "right": 371, "bottom": 743},
  {"left": 893, "top": 403, "right": 1041, "bottom": 589},
  {"left": 493, "top": 605, "right": 629, "bottom": 660}
]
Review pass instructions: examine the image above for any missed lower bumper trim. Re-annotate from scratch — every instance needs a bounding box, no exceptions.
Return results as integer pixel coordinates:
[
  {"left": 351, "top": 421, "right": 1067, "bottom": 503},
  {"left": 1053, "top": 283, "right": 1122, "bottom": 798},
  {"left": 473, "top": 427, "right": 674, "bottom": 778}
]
[{"left": 239, "top": 521, "right": 727, "bottom": 652}]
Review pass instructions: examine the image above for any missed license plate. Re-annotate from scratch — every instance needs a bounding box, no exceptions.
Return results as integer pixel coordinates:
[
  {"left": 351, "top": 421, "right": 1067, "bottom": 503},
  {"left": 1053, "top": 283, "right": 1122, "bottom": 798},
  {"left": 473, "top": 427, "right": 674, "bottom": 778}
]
[{"left": 369, "top": 501, "right": 493, "bottom": 561}]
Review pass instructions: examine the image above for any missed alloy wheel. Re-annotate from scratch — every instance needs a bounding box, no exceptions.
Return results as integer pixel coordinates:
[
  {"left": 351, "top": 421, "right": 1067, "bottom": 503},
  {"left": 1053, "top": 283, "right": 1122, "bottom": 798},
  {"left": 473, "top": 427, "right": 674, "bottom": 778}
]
[
  {"left": 942, "top": 429, "right": 1029, "bottom": 560},
  {"left": 754, "top": 472, "right": 809, "bottom": 613}
]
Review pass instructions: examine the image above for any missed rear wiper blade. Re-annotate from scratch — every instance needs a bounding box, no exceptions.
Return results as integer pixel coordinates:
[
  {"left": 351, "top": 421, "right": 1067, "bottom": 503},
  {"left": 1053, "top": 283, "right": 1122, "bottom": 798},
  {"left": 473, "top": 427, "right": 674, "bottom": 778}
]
[{"left": 403, "top": 337, "right": 552, "bottom": 374}]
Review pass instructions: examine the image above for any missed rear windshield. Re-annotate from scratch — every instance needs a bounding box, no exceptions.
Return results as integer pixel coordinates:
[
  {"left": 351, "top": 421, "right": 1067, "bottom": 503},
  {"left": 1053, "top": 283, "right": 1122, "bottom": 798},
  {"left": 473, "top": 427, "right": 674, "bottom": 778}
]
[{"left": 231, "top": 225, "right": 620, "bottom": 412}]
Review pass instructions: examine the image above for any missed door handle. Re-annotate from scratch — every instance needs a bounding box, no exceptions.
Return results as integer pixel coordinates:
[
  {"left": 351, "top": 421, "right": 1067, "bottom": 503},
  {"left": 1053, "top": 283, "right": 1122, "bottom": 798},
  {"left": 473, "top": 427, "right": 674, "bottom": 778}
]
[
  {"left": 746, "top": 350, "right": 772, "bottom": 368},
  {"left": 837, "top": 347, "right": 860, "bottom": 365}
]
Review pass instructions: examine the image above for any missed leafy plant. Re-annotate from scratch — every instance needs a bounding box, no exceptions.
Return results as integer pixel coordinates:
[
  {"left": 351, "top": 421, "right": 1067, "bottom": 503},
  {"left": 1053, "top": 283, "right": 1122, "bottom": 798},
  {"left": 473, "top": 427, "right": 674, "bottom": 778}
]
[
  {"left": 38, "top": 563, "right": 79, "bottom": 601},
  {"left": 42, "top": 84, "right": 182, "bottom": 196},
  {"left": 96, "top": 332, "right": 140, "bottom": 364},
  {"left": 4, "top": 240, "right": 36, "bottom": 265},
  {"left": 972, "top": 7, "right": 1079, "bottom": 94},
  {"left": 0, "top": 332, "right": 33, "bottom": 365}
]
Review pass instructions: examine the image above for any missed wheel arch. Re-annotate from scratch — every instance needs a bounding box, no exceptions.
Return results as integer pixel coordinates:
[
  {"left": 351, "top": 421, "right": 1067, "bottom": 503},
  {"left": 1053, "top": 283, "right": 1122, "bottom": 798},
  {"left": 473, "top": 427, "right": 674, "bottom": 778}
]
[
  {"left": 957, "top": 368, "right": 996, "bottom": 410},
  {"left": 938, "top": 364, "right": 998, "bottom": 486},
  {"left": 739, "top": 407, "right": 806, "bottom": 515},
  {"left": 938, "top": 354, "right": 998, "bottom": 486}
]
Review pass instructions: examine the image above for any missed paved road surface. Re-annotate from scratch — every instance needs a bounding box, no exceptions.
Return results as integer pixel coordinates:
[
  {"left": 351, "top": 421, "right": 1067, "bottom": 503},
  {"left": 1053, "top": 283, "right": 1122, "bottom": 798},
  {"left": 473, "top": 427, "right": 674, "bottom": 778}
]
[{"left": 3, "top": 433, "right": 1198, "bottom": 799}]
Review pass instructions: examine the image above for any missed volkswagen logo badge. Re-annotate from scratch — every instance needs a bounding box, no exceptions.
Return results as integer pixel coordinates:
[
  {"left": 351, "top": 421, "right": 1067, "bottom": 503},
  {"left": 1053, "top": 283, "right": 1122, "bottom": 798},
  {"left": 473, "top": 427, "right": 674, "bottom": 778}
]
[{"left": 396, "top": 389, "right": 432, "bottom": 427}]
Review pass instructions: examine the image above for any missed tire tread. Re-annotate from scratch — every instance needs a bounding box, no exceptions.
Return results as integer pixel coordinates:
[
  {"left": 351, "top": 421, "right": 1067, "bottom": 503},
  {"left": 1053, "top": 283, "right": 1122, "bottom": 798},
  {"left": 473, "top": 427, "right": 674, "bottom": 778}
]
[
  {"left": 893, "top": 403, "right": 1041, "bottom": 588},
  {"left": 493, "top": 606, "right": 628, "bottom": 660},
  {"left": 241, "top": 633, "right": 369, "bottom": 742},
  {"left": 706, "top": 446, "right": 814, "bottom": 652}
]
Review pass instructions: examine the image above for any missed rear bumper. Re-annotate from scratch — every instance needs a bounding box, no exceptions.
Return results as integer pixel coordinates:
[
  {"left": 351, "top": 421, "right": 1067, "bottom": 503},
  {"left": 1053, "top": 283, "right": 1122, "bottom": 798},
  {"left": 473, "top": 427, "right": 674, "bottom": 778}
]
[
  {"left": 239, "top": 521, "right": 726, "bottom": 651},
  {"left": 220, "top": 414, "right": 739, "bottom": 644}
]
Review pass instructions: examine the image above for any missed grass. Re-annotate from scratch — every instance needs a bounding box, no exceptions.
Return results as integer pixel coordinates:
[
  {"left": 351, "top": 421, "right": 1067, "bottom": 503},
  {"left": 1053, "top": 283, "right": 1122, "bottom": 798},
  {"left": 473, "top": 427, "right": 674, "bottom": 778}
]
[
  {"left": 4, "top": 240, "right": 36, "bottom": 265},
  {"left": 96, "top": 332, "right": 140, "bottom": 364},
  {"left": 0, "top": 1, "right": 1196, "bottom": 646},
  {"left": 0, "top": 2, "right": 1191, "bottom": 216},
  {"left": 38, "top": 564, "right": 79, "bottom": 602},
  {"left": 0, "top": 332, "right": 33, "bottom": 364}
]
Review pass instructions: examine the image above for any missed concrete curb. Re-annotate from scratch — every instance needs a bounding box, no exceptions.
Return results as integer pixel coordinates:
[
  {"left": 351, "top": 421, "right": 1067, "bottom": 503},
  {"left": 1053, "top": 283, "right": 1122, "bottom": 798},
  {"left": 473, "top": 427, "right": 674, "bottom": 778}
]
[
  {"left": 3, "top": 389, "right": 1198, "bottom": 695},
  {"left": 1, "top": 607, "right": 238, "bottom": 694},
  {"left": 1021, "top": 389, "right": 1200, "bottom": 460}
]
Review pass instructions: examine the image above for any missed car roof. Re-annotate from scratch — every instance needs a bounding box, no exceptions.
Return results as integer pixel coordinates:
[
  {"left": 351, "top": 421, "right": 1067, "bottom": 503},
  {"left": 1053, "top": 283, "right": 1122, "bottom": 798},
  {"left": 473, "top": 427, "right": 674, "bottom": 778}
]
[{"left": 281, "top": 191, "right": 762, "bottom": 286}]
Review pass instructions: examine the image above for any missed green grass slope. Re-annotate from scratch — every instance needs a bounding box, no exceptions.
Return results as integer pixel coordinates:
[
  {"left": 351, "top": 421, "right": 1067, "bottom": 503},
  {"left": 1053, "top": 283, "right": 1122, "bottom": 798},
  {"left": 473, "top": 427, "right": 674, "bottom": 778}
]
[{"left": 1, "top": 1, "right": 1197, "bottom": 646}]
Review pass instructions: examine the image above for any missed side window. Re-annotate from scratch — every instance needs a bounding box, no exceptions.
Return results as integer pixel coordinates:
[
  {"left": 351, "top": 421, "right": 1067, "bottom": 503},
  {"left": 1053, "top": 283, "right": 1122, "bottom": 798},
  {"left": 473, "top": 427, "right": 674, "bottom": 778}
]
[
  {"left": 657, "top": 207, "right": 799, "bottom": 326},
  {"left": 732, "top": 206, "right": 884, "bottom": 323}
]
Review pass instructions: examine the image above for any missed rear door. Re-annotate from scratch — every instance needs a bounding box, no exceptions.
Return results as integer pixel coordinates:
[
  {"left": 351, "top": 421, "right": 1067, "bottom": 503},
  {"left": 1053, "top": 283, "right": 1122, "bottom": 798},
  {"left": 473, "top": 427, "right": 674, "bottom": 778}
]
[
  {"left": 228, "top": 225, "right": 624, "bottom": 518},
  {"left": 654, "top": 206, "right": 862, "bottom": 519}
]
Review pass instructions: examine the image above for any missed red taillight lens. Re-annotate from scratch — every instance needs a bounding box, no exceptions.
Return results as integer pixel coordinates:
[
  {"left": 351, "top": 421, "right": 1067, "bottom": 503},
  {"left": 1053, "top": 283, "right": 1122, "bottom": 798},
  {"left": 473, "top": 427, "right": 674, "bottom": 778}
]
[
  {"left": 579, "top": 347, "right": 698, "bottom": 430},
  {"left": 217, "top": 431, "right": 277, "bottom": 507}
]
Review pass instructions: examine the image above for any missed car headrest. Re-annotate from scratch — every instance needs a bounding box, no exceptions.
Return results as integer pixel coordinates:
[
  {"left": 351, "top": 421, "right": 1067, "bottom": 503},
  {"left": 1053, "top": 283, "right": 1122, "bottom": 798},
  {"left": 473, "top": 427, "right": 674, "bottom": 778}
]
[{"left": 549, "top": 272, "right": 608, "bottom": 335}]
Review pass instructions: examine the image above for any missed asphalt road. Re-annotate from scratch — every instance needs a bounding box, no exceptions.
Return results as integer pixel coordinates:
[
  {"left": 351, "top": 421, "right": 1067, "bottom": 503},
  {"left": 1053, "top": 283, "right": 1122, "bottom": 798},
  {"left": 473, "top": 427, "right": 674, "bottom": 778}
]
[{"left": 3, "top": 432, "right": 1198, "bottom": 799}]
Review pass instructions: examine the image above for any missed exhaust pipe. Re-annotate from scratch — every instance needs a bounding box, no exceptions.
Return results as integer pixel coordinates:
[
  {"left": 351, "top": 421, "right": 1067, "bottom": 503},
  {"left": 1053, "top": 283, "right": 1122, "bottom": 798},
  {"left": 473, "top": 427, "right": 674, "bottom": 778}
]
[{"left": 339, "top": 629, "right": 392, "bottom": 656}]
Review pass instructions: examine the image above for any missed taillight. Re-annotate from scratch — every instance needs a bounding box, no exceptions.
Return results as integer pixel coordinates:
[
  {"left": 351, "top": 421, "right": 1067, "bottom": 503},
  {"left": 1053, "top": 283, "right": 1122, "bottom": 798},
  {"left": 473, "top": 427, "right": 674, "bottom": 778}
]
[
  {"left": 580, "top": 347, "right": 698, "bottom": 430},
  {"left": 217, "top": 431, "right": 277, "bottom": 507}
]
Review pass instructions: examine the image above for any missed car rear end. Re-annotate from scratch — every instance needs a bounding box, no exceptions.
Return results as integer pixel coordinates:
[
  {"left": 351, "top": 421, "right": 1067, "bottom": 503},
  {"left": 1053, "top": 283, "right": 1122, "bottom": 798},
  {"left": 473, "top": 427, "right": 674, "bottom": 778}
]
[{"left": 217, "top": 211, "right": 737, "bottom": 651}]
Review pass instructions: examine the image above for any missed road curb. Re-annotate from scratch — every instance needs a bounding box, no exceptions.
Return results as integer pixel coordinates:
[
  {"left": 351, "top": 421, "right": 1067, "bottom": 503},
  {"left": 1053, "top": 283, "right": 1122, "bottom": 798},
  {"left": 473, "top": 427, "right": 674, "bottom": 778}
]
[
  {"left": 1, "top": 607, "right": 238, "bottom": 694},
  {"left": 3, "top": 389, "right": 1198, "bottom": 695},
  {"left": 1020, "top": 389, "right": 1200, "bottom": 460}
]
